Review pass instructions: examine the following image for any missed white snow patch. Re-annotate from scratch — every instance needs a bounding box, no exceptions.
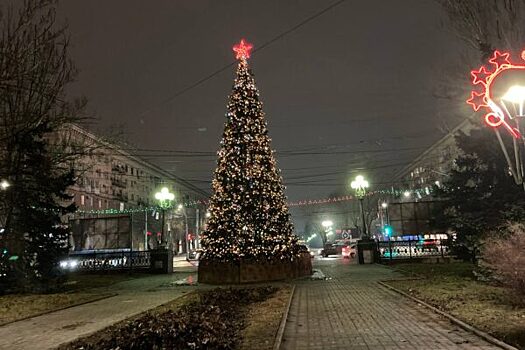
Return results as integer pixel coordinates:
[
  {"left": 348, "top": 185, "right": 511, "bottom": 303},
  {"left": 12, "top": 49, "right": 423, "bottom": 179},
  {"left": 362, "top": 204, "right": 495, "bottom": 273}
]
[{"left": 310, "top": 269, "right": 327, "bottom": 280}]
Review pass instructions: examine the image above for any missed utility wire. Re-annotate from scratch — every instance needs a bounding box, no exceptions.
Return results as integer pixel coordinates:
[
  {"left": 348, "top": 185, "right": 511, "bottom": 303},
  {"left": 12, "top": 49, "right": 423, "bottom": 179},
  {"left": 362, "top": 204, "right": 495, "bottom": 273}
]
[{"left": 139, "top": 0, "right": 347, "bottom": 116}]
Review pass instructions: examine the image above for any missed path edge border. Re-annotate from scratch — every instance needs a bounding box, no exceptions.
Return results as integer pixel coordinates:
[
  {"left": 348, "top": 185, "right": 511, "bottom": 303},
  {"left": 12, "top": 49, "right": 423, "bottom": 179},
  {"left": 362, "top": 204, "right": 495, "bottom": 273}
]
[
  {"left": 0, "top": 292, "right": 117, "bottom": 327},
  {"left": 377, "top": 280, "right": 519, "bottom": 350},
  {"left": 273, "top": 284, "right": 296, "bottom": 350}
]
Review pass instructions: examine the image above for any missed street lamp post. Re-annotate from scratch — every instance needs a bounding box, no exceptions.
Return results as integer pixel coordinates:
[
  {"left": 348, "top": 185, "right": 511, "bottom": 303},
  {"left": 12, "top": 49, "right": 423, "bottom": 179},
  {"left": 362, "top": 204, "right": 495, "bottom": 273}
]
[
  {"left": 381, "top": 202, "right": 389, "bottom": 225},
  {"left": 154, "top": 187, "right": 174, "bottom": 248},
  {"left": 321, "top": 220, "right": 333, "bottom": 245},
  {"left": 351, "top": 175, "right": 369, "bottom": 238},
  {"left": 177, "top": 204, "right": 190, "bottom": 258}
]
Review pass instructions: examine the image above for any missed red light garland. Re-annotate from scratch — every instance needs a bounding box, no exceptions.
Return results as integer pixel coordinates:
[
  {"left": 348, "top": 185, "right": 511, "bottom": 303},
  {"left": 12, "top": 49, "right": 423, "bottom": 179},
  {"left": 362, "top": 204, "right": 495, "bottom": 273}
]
[{"left": 466, "top": 49, "right": 525, "bottom": 138}]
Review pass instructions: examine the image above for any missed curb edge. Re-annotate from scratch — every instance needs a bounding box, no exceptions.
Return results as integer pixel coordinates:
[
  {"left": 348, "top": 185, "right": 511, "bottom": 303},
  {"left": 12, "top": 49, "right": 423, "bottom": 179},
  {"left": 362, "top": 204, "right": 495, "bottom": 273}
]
[{"left": 273, "top": 284, "right": 296, "bottom": 350}]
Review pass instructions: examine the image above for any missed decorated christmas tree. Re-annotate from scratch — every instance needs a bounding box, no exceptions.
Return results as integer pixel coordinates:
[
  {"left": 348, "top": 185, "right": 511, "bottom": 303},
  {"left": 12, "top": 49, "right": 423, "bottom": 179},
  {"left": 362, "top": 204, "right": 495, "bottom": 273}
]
[{"left": 201, "top": 39, "right": 298, "bottom": 262}]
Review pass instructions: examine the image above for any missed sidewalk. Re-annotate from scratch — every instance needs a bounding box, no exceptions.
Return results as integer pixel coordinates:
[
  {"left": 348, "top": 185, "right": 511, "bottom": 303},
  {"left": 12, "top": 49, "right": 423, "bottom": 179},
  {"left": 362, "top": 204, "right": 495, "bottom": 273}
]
[
  {"left": 281, "top": 261, "right": 500, "bottom": 350},
  {"left": 0, "top": 273, "right": 198, "bottom": 350}
]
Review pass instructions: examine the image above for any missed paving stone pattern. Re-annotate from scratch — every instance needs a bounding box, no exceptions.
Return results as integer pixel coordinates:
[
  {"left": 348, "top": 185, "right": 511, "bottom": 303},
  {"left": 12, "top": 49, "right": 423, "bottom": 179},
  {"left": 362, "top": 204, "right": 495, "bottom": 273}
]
[{"left": 281, "top": 260, "right": 500, "bottom": 350}]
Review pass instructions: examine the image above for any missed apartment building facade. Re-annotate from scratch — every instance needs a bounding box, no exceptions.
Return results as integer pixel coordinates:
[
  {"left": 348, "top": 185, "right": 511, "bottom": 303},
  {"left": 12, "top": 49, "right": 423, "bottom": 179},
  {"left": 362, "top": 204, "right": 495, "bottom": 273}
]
[
  {"left": 61, "top": 124, "right": 207, "bottom": 252},
  {"left": 392, "top": 118, "right": 477, "bottom": 200}
]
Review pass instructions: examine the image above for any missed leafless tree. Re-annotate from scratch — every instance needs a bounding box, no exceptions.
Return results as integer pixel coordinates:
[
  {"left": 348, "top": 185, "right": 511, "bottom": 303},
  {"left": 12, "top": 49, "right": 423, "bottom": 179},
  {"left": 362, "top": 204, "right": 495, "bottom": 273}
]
[
  {"left": 0, "top": 0, "right": 86, "bottom": 289},
  {"left": 438, "top": 0, "right": 525, "bottom": 59}
]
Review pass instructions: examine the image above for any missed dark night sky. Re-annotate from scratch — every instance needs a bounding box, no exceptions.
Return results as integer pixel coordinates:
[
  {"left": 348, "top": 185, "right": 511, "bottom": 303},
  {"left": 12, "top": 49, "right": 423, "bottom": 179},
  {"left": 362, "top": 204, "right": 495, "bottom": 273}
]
[{"left": 57, "top": 0, "right": 469, "bottom": 229}]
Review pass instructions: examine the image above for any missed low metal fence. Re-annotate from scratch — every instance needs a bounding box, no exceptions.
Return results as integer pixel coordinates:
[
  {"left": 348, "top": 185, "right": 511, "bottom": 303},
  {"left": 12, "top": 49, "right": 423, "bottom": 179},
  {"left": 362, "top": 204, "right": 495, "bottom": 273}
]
[
  {"left": 66, "top": 250, "right": 151, "bottom": 271},
  {"left": 377, "top": 238, "right": 451, "bottom": 261}
]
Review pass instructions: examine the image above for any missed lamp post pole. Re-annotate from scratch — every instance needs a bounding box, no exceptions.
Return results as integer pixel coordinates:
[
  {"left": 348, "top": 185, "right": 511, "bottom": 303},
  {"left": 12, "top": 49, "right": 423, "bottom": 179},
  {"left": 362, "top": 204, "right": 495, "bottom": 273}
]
[
  {"left": 177, "top": 204, "right": 190, "bottom": 258},
  {"left": 351, "top": 175, "right": 369, "bottom": 238},
  {"left": 381, "top": 202, "right": 389, "bottom": 226},
  {"left": 358, "top": 198, "right": 366, "bottom": 237}
]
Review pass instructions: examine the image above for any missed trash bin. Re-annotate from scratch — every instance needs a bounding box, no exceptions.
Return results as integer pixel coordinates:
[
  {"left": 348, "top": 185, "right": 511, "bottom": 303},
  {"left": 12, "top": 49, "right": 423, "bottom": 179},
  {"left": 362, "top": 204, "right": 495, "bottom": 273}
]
[
  {"left": 149, "top": 249, "right": 173, "bottom": 273},
  {"left": 357, "top": 238, "right": 378, "bottom": 264}
]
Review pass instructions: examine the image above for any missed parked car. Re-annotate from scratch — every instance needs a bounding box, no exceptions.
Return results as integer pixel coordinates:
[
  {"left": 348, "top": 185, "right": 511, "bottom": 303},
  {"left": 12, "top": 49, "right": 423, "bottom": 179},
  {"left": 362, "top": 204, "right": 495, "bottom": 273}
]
[
  {"left": 188, "top": 249, "right": 202, "bottom": 260},
  {"left": 342, "top": 244, "right": 356, "bottom": 259},
  {"left": 320, "top": 243, "right": 337, "bottom": 257},
  {"left": 297, "top": 244, "right": 315, "bottom": 258}
]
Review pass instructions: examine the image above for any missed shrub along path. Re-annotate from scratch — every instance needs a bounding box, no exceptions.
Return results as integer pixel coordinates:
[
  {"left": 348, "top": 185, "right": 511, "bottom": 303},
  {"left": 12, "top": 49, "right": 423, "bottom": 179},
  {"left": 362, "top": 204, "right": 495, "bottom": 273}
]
[{"left": 0, "top": 273, "right": 196, "bottom": 350}]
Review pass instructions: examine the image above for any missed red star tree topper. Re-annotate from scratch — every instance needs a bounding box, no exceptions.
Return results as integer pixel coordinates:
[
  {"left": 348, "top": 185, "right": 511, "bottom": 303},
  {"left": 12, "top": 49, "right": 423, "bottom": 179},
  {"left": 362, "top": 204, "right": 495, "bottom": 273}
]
[
  {"left": 233, "top": 39, "right": 253, "bottom": 60},
  {"left": 466, "top": 49, "right": 525, "bottom": 138}
]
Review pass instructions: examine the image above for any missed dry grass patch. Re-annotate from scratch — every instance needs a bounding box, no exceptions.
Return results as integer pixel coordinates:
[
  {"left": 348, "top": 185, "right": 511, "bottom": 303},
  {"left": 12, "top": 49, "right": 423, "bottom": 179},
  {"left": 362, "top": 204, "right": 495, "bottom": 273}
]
[
  {"left": 386, "top": 262, "right": 525, "bottom": 350},
  {"left": 0, "top": 273, "right": 142, "bottom": 325},
  {"left": 240, "top": 285, "right": 293, "bottom": 350},
  {"left": 0, "top": 292, "right": 113, "bottom": 325}
]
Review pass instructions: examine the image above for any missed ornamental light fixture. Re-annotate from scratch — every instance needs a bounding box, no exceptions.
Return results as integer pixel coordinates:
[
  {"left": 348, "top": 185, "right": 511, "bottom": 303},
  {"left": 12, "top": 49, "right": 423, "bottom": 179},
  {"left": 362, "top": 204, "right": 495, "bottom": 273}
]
[
  {"left": 350, "top": 175, "right": 369, "bottom": 199},
  {"left": 154, "top": 187, "right": 174, "bottom": 208},
  {"left": 467, "top": 49, "right": 525, "bottom": 189},
  {"left": 321, "top": 220, "right": 333, "bottom": 228}
]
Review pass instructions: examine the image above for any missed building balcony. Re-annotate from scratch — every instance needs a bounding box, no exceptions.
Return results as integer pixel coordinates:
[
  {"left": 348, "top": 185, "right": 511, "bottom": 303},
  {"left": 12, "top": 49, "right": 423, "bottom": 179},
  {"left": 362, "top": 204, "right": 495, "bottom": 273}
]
[{"left": 111, "top": 178, "right": 126, "bottom": 188}]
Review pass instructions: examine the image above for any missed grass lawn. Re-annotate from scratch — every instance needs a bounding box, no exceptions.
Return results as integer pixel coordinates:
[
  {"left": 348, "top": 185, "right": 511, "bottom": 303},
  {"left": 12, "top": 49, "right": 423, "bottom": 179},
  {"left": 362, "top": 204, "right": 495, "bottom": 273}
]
[
  {"left": 386, "top": 262, "right": 525, "bottom": 350},
  {"left": 0, "top": 273, "right": 141, "bottom": 325},
  {"left": 239, "top": 285, "right": 293, "bottom": 350}
]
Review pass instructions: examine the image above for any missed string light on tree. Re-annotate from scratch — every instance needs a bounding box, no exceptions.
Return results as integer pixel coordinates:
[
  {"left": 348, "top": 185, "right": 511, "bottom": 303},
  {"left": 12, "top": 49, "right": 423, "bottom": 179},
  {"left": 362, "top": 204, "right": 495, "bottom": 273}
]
[{"left": 200, "top": 39, "right": 298, "bottom": 262}]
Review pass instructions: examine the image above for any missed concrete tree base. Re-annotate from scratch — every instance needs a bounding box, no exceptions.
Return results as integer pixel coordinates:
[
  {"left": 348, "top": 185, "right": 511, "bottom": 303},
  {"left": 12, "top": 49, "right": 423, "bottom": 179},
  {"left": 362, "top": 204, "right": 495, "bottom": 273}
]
[{"left": 198, "top": 253, "right": 312, "bottom": 284}]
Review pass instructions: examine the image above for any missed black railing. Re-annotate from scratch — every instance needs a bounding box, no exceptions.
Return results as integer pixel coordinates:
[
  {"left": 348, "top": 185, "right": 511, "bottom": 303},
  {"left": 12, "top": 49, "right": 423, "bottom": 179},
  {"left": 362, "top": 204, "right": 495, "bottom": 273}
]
[
  {"left": 66, "top": 250, "right": 151, "bottom": 271},
  {"left": 377, "top": 238, "right": 451, "bottom": 261}
]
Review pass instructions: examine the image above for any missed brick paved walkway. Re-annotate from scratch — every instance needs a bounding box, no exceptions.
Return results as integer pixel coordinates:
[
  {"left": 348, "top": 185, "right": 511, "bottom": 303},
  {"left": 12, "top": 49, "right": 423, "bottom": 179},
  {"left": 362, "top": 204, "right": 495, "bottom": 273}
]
[
  {"left": 0, "top": 273, "right": 198, "bottom": 350},
  {"left": 281, "top": 259, "right": 500, "bottom": 350}
]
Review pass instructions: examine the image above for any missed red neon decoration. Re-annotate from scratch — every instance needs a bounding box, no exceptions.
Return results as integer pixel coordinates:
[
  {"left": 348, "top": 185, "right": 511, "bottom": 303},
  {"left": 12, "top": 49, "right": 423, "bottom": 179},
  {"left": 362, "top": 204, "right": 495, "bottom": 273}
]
[
  {"left": 466, "top": 49, "right": 525, "bottom": 138},
  {"left": 488, "top": 50, "right": 511, "bottom": 68},
  {"left": 466, "top": 91, "right": 488, "bottom": 111},
  {"left": 233, "top": 39, "right": 253, "bottom": 60}
]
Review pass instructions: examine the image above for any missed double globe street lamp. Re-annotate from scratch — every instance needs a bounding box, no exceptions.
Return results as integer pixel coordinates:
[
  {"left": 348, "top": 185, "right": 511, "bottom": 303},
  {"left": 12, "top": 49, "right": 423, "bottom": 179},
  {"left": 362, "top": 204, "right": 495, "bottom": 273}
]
[
  {"left": 321, "top": 220, "right": 333, "bottom": 246},
  {"left": 351, "top": 175, "right": 369, "bottom": 238},
  {"left": 154, "top": 187, "right": 174, "bottom": 247}
]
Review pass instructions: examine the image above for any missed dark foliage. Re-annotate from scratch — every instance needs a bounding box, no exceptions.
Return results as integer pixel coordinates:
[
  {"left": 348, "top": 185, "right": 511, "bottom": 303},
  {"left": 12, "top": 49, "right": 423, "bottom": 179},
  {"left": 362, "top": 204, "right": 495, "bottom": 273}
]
[
  {"left": 433, "top": 127, "right": 525, "bottom": 261},
  {"left": 62, "top": 287, "right": 277, "bottom": 350}
]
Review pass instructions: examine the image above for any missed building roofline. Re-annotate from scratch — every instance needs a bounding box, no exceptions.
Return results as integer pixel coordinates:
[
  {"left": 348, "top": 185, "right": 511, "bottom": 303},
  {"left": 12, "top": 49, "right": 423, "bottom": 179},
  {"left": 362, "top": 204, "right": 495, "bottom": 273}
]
[
  {"left": 392, "top": 116, "right": 475, "bottom": 181},
  {"left": 67, "top": 124, "right": 210, "bottom": 199}
]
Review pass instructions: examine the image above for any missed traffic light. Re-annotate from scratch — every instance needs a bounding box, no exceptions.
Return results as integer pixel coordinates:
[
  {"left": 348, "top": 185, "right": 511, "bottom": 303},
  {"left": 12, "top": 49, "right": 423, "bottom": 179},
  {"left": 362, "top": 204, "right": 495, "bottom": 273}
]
[{"left": 383, "top": 225, "right": 393, "bottom": 237}]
